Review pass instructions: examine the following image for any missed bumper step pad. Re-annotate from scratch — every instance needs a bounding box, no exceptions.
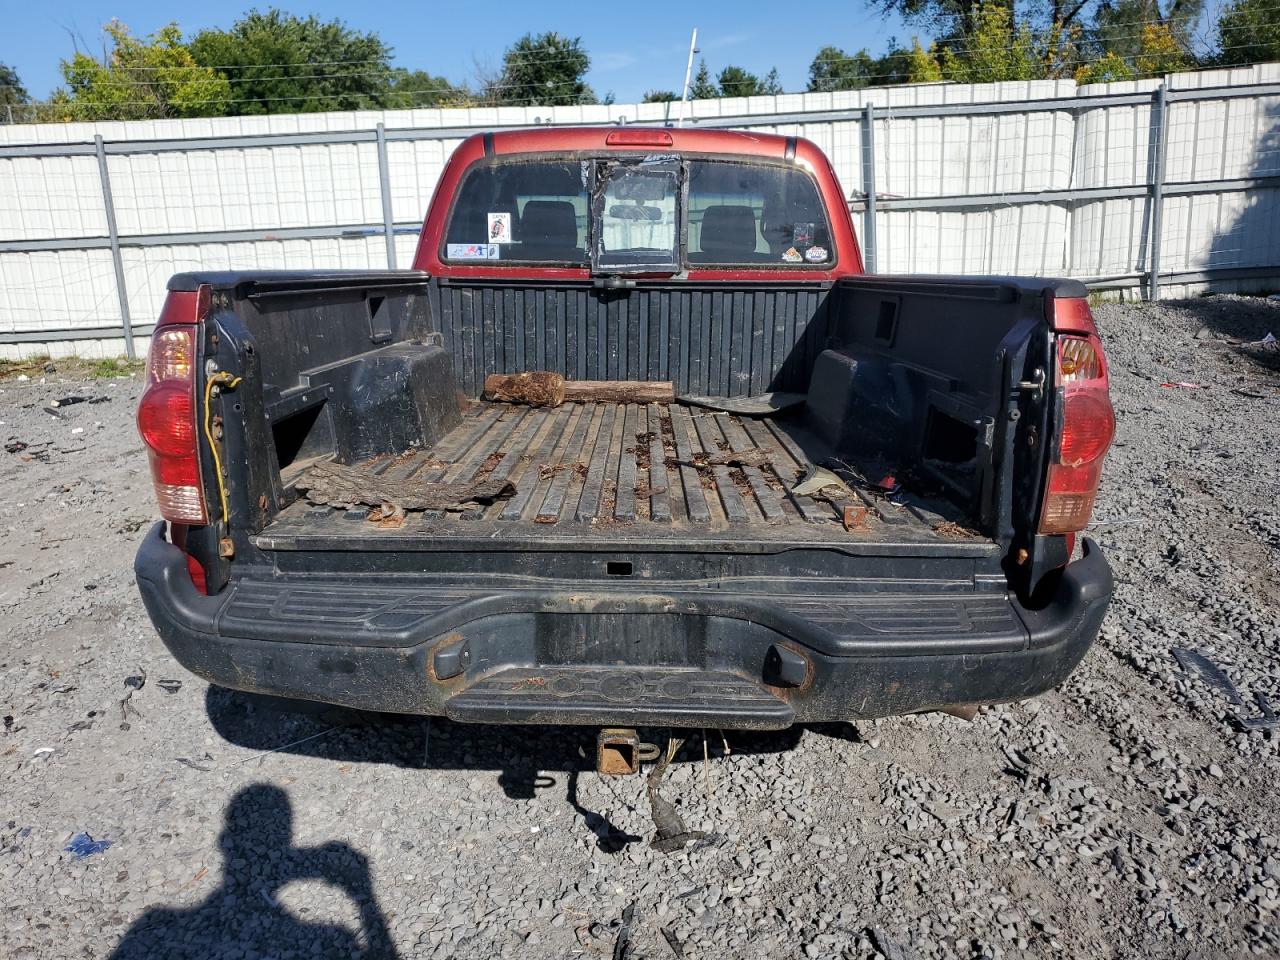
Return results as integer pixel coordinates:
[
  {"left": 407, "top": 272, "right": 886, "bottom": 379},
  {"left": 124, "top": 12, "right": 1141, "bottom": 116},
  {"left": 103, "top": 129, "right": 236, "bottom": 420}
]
[{"left": 445, "top": 666, "right": 795, "bottom": 730}]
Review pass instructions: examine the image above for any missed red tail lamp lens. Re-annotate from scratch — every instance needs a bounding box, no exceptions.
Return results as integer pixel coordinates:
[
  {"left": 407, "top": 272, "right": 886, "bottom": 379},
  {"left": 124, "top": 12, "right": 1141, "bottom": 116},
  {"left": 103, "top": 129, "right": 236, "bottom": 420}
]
[
  {"left": 137, "top": 292, "right": 208, "bottom": 524},
  {"left": 1039, "top": 299, "right": 1115, "bottom": 536}
]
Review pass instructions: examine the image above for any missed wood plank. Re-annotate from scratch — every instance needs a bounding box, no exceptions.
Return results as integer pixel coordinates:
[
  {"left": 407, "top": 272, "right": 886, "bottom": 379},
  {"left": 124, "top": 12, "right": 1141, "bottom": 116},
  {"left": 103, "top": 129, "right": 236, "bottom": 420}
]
[
  {"left": 646, "top": 403, "right": 672, "bottom": 523},
  {"left": 691, "top": 411, "right": 751, "bottom": 524},
  {"left": 668, "top": 404, "right": 711, "bottom": 523},
  {"left": 614, "top": 404, "right": 639, "bottom": 522},
  {"left": 456, "top": 409, "right": 549, "bottom": 520},
  {"left": 444, "top": 407, "right": 529, "bottom": 484},
  {"left": 481, "top": 407, "right": 563, "bottom": 520},
  {"left": 418, "top": 407, "right": 528, "bottom": 520},
  {"left": 718, "top": 415, "right": 786, "bottom": 524},
  {"left": 500, "top": 405, "right": 579, "bottom": 520},
  {"left": 634, "top": 405, "right": 651, "bottom": 521},
  {"left": 575, "top": 404, "right": 618, "bottom": 521},
  {"left": 406, "top": 404, "right": 499, "bottom": 477},
  {"left": 854, "top": 487, "right": 910, "bottom": 525},
  {"left": 747, "top": 418, "right": 836, "bottom": 523},
  {"left": 562, "top": 380, "right": 675, "bottom": 404},
  {"left": 536, "top": 404, "right": 596, "bottom": 523}
]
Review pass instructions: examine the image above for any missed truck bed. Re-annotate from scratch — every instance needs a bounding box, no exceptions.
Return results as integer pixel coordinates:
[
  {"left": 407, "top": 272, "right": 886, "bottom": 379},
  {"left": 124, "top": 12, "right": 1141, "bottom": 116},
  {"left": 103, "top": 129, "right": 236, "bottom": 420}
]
[{"left": 258, "top": 400, "right": 996, "bottom": 555}]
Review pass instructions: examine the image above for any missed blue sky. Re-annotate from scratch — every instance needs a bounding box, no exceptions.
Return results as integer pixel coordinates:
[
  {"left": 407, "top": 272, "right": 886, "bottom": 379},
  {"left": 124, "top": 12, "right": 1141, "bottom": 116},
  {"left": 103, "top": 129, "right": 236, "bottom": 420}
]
[{"left": 5, "top": 0, "right": 917, "bottom": 103}]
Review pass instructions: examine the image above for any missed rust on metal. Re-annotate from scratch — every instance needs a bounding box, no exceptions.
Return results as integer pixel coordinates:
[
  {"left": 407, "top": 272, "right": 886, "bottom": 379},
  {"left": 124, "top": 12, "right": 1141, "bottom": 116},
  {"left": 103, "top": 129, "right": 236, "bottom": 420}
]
[
  {"left": 425, "top": 633, "right": 470, "bottom": 687},
  {"left": 598, "top": 727, "right": 641, "bottom": 776},
  {"left": 841, "top": 504, "right": 870, "bottom": 531}
]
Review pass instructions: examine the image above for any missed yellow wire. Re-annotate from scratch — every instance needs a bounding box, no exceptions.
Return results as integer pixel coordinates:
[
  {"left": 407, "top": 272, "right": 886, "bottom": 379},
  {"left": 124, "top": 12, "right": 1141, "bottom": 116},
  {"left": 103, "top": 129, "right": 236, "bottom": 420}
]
[{"left": 202, "top": 372, "right": 242, "bottom": 528}]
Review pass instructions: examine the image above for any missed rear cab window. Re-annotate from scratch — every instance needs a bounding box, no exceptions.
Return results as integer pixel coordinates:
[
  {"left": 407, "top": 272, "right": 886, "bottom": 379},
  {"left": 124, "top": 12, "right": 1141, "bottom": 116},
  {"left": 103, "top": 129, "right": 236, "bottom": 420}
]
[{"left": 442, "top": 154, "right": 834, "bottom": 272}]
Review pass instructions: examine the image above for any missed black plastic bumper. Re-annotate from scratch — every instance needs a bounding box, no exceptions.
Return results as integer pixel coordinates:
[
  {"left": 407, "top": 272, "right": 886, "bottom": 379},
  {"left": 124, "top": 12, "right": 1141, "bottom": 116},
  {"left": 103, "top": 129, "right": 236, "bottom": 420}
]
[{"left": 135, "top": 522, "right": 1112, "bottom": 729}]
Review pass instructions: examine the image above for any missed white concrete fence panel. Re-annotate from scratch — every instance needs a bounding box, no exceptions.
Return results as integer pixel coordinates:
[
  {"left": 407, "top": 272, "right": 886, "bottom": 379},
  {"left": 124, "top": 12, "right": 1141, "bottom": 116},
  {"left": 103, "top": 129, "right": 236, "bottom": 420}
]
[{"left": 3, "top": 64, "right": 1280, "bottom": 359}]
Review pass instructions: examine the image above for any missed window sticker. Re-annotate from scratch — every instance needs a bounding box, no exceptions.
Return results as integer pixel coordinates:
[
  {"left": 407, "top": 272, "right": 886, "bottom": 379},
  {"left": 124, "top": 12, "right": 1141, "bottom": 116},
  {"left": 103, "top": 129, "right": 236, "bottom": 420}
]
[
  {"left": 487, "top": 212, "right": 512, "bottom": 243},
  {"left": 447, "top": 243, "right": 500, "bottom": 260},
  {"left": 793, "top": 222, "right": 815, "bottom": 246},
  {"left": 805, "top": 245, "right": 828, "bottom": 262},
  {"left": 781, "top": 247, "right": 803, "bottom": 263}
]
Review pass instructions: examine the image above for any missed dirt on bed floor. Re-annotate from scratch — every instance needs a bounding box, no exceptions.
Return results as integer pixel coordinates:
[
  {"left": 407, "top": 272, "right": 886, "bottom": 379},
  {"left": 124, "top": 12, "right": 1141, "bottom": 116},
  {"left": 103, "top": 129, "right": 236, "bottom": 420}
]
[{"left": 1, "top": 295, "right": 1278, "bottom": 959}]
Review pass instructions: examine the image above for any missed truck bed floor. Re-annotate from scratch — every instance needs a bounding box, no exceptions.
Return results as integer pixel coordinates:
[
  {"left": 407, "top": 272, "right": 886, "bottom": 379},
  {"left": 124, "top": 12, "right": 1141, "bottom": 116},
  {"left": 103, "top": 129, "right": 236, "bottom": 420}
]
[{"left": 258, "top": 401, "right": 996, "bottom": 554}]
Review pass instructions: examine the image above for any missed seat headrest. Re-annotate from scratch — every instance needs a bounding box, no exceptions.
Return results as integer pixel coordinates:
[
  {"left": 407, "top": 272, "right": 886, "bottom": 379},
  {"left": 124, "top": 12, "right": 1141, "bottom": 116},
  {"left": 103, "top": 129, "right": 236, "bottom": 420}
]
[
  {"left": 698, "top": 205, "right": 758, "bottom": 258},
  {"left": 520, "top": 200, "right": 579, "bottom": 246}
]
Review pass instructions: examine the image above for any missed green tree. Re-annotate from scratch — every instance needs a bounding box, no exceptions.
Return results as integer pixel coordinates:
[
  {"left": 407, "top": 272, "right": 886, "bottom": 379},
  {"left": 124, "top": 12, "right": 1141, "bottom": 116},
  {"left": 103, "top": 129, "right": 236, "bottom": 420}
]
[
  {"left": 690, "top": 59, "right": 718, "bottom": 99},
  {"left": 49, "top": 21, "right": 230, "bottom": 121},
  {"left": 808, "top": 46, "right": 878, "bottom": 91},
  {"left": 386, "top": 68, "right": 463, "bottom": 108},
  {"left": 1, "top": 64, "right": 29, "bottom": 120},
  {"left": 642, "top": 89, "right": 679, "bottom": 102},
  {"left": 938, "top": 2, "right": 1044, "bottom": 81},
  {"left": 716, "top": 65, "right": 780, "bottom": 97},
  {"left": 1076, "top": 0, "right": 1197, "bottom": 77},
  {"left": 190, "top": 9, "right": 393, "bottom": 114},
  {"left": 1216, "top": 0, "right": 1280, "bottom": 63},
  {"left": 484, "top": 32, "right": 594, "bottom": 105},
  {"left": 905, "top": 39, "right": 946, "bottom": 81}
]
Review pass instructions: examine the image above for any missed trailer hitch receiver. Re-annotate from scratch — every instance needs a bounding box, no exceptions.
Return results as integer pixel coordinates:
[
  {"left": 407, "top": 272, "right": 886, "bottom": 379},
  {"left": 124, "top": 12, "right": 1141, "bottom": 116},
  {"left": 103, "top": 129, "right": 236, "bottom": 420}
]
[{"left": 596, "top": 728, "right": 659, "bottom": 776}]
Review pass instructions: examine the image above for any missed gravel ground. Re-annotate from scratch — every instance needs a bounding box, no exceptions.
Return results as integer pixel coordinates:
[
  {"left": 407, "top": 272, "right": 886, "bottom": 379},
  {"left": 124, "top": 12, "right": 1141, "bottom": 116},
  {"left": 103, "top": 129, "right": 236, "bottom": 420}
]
[{"left": 1, "top": 295, "right": 1278, "bottom": 960}]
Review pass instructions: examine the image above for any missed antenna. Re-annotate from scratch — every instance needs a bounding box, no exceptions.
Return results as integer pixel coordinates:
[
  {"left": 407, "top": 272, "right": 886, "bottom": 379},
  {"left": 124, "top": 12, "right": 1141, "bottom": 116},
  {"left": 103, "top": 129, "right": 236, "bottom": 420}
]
[{"left": 677, "top": 27, "right": 698, "bottom": 128}]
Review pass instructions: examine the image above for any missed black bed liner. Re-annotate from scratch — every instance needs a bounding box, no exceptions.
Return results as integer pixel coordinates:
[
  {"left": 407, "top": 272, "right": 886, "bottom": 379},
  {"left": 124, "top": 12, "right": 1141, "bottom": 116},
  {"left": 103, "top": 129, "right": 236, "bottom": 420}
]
[{"left": 258, "top": 400, "right": 995, "bottom": 554}]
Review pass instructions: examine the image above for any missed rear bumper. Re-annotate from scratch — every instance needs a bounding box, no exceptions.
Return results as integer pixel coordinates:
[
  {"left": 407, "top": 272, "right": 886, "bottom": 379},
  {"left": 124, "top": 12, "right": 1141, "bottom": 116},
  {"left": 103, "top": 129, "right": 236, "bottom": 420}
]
[{"left": 135, "top": 523, "right": 1111, "bottom": 729}]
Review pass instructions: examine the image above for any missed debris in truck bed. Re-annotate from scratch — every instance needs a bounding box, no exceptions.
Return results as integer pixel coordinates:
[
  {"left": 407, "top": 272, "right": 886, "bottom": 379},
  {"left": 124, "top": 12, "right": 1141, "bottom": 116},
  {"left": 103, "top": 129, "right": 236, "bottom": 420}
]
[
  {"left": 483, "top": 372, "right": 676, "bottom": 407},
  {"left": 678, "top": 448, "right": 775, "bottom": 470},
  {"left": 483, "top": 371, "right": 566, "bottom": 407},
  {"left": 932, "top": 520, "right": 981, "bottom": 538},
  {"left": 676, "top": 392, "right": 807, "bottom": 416},
  {"left": 295, "top": 461, "right": 516, "bottom": 512},
  {"left": 791, "top": 465, "right": 853, "bottom": 500}
]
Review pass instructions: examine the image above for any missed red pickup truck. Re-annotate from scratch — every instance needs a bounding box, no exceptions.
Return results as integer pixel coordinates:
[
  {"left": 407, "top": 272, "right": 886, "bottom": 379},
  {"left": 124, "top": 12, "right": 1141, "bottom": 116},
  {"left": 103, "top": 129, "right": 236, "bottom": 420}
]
[{"left": 134, "top": 126, "right": 1114, "bottom": 736}]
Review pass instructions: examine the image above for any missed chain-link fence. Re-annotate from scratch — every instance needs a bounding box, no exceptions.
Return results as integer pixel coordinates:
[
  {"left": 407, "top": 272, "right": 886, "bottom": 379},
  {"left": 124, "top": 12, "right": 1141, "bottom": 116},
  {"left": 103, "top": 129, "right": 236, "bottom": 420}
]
[{"left": 3, "top": 64, "right": 1279, "bottom": 359}]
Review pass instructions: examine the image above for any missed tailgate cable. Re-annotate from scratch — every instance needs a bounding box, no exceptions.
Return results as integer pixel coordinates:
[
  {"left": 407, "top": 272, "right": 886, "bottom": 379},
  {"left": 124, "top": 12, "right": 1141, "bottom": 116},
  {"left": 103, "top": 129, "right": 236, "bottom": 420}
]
[{"left": 203, "top": 371, "right": 243, "bottom": 539}]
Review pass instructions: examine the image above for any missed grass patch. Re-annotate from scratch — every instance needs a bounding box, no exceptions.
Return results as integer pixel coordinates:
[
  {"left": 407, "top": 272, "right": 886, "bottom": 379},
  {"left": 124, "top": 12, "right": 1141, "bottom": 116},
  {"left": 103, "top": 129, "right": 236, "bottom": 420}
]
[
  {"left": 85, "top": 357, "right": 143, "bottom": 379},
  {"left": 0, "top": 354, "right": 142, "bottom": 381}
]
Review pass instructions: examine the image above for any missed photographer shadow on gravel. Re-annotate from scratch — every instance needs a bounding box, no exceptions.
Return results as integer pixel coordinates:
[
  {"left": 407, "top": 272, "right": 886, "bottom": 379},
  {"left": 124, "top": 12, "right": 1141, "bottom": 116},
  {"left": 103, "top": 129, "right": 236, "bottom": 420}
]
[{"left": 108, "top": 783, "right": 402, "bottom": 960}]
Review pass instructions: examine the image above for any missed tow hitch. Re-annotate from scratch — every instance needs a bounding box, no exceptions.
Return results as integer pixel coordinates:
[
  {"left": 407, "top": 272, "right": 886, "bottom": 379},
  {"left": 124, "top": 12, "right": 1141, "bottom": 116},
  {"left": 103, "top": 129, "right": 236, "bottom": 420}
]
[
  {"left": 595, "top": 728, "right": 708, "bottom": 853},
  {"left": 596, "top": 727, "right": 658, "bottom": 776}
]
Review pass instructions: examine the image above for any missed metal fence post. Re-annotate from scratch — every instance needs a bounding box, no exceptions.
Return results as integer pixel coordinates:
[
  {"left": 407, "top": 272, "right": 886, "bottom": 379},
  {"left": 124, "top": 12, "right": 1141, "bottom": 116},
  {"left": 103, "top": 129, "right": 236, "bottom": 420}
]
[
  {"left": 94, "top": 135, "right": 135, "bottom": 359},
  {"left": 375, "top": 123, "right": 397, "bottom": 270},
  {"left": 861, "top": 103, "right": 878, "bottom": 274},
  {"left": 1148, "top": 84, "right": 1169, "bottom": 301}
]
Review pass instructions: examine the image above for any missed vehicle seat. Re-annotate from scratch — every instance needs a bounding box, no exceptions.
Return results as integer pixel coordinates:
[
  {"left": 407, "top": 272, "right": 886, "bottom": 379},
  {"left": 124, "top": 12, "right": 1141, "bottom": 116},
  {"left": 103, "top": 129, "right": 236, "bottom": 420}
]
[
  {"left": 519, "top": 200, "right": 582, "bottom": 261},
  {"left": 691, "top": 205, "right": 765, "bottom": 262}
]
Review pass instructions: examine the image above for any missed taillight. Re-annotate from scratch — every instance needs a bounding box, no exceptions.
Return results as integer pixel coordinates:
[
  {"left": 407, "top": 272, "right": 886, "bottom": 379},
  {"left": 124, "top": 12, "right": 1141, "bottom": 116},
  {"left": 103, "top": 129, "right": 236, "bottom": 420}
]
[
  {"left": 136, "top": 287, "right": 210, "bottom": 524},
  {"left": 1039, "top": 297, "right": 1115, "bottom": 535}
]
